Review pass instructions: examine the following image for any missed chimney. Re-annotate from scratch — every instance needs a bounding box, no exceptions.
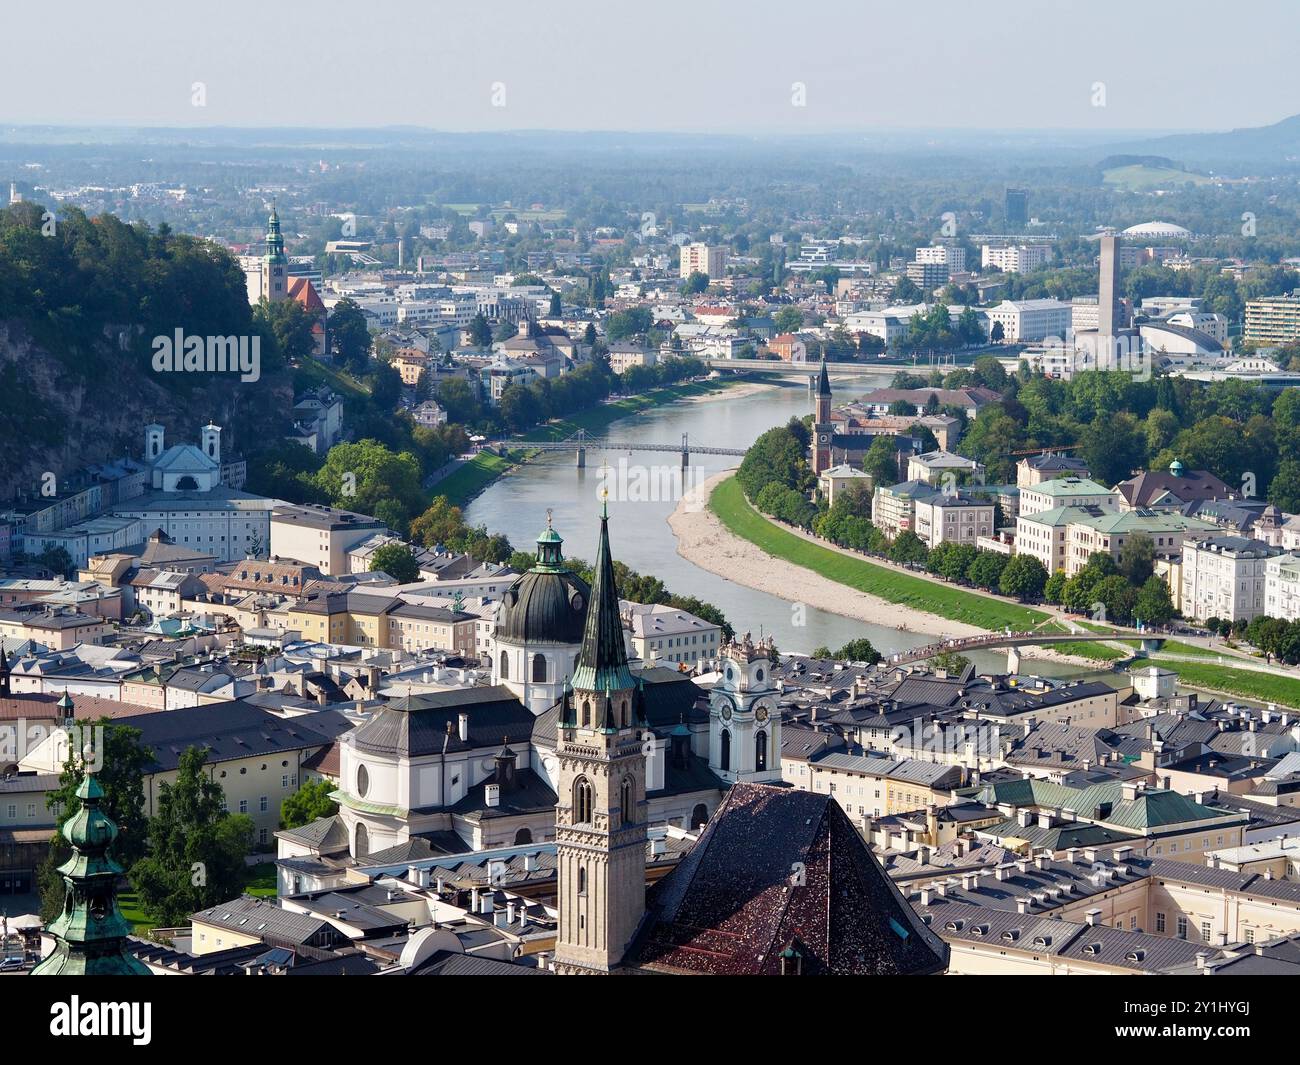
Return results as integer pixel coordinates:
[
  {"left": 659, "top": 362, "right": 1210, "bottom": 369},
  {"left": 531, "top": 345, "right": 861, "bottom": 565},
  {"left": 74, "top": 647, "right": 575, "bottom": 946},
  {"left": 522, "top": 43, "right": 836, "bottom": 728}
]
[
  {"left": 1085, "top": 908, "right": 1102, "bottom": 926},
  {"left": 995, "top": 864, "right": 1011, "bottom": 882},
  {"left": 523, "top": 853, "right": 537, "bottom": 872},
  {"left": 458, "top": 712, "right": 469, "bottom": 742},
  {"left": 961, "top": 872, "right": 979, "bottom": 891},
  {"left": 919, "top": 887, "right": 932, "bottom": 907},
  {"left": 1066, "top": 848, "right": 1079, "bottom": 864},
  {"left": 1016, "top": 897, "right": 1030, "bottom": 914},
  {"left": 485, "top": 783, "right": 500, "bottom": 807}
]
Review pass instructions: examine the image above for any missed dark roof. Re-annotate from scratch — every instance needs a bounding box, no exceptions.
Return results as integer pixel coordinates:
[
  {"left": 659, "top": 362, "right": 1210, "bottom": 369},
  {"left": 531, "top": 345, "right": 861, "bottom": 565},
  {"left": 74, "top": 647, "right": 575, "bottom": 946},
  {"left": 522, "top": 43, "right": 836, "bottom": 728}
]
[
  {"left": 113, "top": 702, "right": 350, "bottom": 773},
  {"left": 494, "top": 567, "right": 589, "bottom": 646},
  {"left": 412, "top": 951, "right": 550, "bottom": 976},
  {"left": 446, "top": 767, "right": 557, "bottom": 820},
  {"left": 626, "top": 782, "right": 949, "bottom": 975},
  {"left": 350, "top": 685, "right": 535, "bottom": 757}
]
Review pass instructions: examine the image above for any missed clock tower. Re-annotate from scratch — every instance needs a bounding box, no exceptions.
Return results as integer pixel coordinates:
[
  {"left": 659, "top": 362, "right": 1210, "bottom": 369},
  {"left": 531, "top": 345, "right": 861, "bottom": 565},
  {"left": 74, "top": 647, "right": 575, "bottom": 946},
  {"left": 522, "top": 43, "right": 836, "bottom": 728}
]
[
  {"left": 553, "top": 505, "right": 648, "bottom": 974},
  {"left": 811, "top": 357, "right": 833, "bottom": 474},
  {"left": 709, "top": 633, "right": 782, "bottom": 785}
]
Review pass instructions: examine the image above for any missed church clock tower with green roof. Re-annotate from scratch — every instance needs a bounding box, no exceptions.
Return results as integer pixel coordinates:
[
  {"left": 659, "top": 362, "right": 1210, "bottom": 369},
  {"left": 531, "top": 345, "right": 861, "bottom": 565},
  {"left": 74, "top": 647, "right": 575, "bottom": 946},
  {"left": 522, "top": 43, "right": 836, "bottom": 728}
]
[
  {"left": 32, "top": 772, "right": 150, "bottom": 975},
  {"left": 262, "top": 204, "right": 288, "bottom": 303},
  {"left": 553, "top": 505, "right": 648, "bottom": 974}
]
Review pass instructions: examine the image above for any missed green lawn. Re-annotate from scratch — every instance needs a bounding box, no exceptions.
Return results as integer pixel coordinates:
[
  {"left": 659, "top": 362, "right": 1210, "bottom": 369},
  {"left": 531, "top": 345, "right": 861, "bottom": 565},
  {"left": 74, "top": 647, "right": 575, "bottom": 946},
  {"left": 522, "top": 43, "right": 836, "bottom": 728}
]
[
  {"left": 1158, "top": 639, "right": 1221, "bottom": 658},
  {"left": 432, "top": 451, "right": 518, "bottom": 508},
  {"left": 1149, "top": 659, "right": 1300, "bottom": 710},
  {"left": 293, "top": 355, "right": 370, "bottom": 398},
  {"left": 709, "top": 475, "right": 1046, "bottom": 632}
]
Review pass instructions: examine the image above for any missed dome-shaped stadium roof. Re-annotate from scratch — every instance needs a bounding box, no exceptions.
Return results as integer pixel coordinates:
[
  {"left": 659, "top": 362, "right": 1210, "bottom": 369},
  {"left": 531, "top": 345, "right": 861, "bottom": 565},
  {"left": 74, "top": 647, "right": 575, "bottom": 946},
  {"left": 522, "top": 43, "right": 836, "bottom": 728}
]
[
  {"left": 494, "top": 520, "right": 589, "bottom": 646},
  {"left": 1121, "top": 220, "right": 1191, "bottom": 239}
]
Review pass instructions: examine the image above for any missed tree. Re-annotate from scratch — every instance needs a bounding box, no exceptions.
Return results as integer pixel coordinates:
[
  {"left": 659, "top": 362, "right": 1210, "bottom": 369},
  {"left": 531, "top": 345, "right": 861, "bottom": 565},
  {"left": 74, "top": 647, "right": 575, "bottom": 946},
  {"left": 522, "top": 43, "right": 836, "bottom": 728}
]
[
  {"left": 254, "top": 296, "right": 317, "bottom": 364},
  {"left": 773, "top": 307, "right": 804, "bottom": 333},
  {"left": 435, "top": 377, "right": 481, "bottom": 425},
  {"left": 862, "top": 436, "right": 900, "bottom": 488},
  {"left": 990, "top": 320, "right": 1005, "bottom": 342},
  {"left": 36, "top": 545, "right": 74, "bottom": 578},
  {"left": 1118, "top": 534, "right": 1157, "bottom": 586},
  {"left": 999, "top": 554, "right": 1048, "bottom": 601},
  {"left": 681, "top": 271, "right": 709, "bottom": 295},
  {"left": 129, "top": 747, "right": 256, "bottom": 927},
  {"left": 1044, "top": 570, "right": 1068, "bottom": 605},
  {"left": 827, "top": 638, "right": 881, "bottom": 664},
  {"left": 370, "top": 542, "right": 420, "bottom": 583},
  {"left": 39, "top": 722, "right": 154, "bottom": 923},
  {"left": 1134, "top": 575, "right": 1176, "bottom": 627},
  {"left": 737, "top": 424, "right": 808, "bottom": 501},
  {"left": 315, "top": 439, "right": 424, "bottom": 520},
  {"left": 888, "top": 530, "right": 929, "bottom": 566},
  {"left": 466, "top": 313, "right": 492, "bottom": 348},
  {"left": 967, "top": 551, "right": 1008, "bottom": 591},
  {"left": 410, "top": 496, "right": 467, "bottom": 548},
  {"left": 327, "top": 297, "right": 372, "bottom": 371},
  {"left": 279, "top": 779, "right": 339, "bottom": 830}
]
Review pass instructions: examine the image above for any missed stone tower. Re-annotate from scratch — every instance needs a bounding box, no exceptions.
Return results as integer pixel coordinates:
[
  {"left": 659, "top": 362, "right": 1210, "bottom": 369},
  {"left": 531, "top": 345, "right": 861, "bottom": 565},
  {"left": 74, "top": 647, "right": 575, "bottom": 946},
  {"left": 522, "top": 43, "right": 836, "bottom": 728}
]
[
  {"left": 709, "top": 633, "right": 782, "bottom": 784},
  {"left": 553, "top": 506, "right": 648, "bottom": 974},
  {"left": 262, "top": 204, "right": 288, "bottom": 303},
  {"left": 811, "top": 357, "right": 833, "bottom": 474},
  {"left": 33, "top": 772, "right": 150, "bottom": 975}
]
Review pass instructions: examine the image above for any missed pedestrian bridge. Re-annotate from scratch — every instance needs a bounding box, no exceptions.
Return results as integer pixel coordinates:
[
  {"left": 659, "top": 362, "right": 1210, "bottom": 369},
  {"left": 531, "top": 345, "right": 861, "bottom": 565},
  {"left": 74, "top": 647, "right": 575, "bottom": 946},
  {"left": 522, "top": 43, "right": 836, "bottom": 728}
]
[
  {"left": 509, "top": 429, "right": 746, "bottom": 468},
  {"left": 889, "top": 629, "right": 1165, "bottom": 673}
]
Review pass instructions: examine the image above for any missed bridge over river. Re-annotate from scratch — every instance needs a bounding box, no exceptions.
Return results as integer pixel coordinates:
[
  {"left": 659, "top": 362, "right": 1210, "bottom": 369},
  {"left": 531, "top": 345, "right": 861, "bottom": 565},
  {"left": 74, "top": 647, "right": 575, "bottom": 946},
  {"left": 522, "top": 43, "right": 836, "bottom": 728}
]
[
  {"left": 509, "top": 429, "right": 746, "bottom": 468},
  {"left": 889, "top": 629, "right": 1166, "bottom": 674}
]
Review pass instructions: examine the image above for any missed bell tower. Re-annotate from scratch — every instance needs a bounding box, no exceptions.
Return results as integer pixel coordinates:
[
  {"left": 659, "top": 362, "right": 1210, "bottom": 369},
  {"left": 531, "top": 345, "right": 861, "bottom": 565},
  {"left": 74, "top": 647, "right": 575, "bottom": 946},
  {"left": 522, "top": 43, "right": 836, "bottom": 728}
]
[
  {"left": 709, "top": 632, "right": 782, "bottom": 785},
  {"left": 554, "top": 505, "right": 648, "bottom": 974},
  {"left": 262, "top": 203, "right": 288, "bottom": 303},
  {"left": 812, "top": 357, "right": 833, "bottom": 474}
]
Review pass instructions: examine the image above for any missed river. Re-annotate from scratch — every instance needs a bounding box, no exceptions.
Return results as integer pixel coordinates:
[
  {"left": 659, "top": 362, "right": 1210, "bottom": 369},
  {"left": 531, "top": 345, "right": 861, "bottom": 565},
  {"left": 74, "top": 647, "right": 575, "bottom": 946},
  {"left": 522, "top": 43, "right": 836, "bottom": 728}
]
[{"left": 466, "top": 373, "right": 1082, "bottom": 678}]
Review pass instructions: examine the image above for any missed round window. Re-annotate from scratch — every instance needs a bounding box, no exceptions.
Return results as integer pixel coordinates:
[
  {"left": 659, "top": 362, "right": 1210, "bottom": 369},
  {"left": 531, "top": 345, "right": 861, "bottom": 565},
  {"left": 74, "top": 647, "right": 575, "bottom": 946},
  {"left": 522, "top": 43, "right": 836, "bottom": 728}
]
[{"left": 356, "top": 763, "right": 370, "bottom": 798}]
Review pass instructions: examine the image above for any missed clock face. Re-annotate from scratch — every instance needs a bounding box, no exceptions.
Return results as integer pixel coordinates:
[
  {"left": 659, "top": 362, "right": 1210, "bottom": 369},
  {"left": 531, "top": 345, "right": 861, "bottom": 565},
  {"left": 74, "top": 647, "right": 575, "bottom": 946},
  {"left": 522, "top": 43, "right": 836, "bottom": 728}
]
[
  {"left": 819, "top": 434, "right": 829, "bottom": 443},
  {"left": 756, "top": 706, "right": 770, "bottom": 723},
  {"left": 721, "top": 704, "right": 733, "bottom": 721}
]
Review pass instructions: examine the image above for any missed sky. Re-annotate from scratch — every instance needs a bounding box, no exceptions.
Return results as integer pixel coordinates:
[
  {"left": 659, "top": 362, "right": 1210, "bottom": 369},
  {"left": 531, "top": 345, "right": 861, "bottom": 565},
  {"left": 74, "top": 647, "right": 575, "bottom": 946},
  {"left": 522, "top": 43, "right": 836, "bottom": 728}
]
[{"left": 4, "top": 0, "right": 1296, "bottom": 133}]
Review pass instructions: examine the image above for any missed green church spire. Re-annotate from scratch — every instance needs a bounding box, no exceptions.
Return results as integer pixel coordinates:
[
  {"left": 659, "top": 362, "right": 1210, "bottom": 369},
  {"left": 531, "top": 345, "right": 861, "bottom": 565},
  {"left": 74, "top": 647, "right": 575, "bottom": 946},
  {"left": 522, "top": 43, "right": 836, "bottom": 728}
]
[
  {"left": 265, "top": 203, "right": 286, "bottom": 264},
  {"left": 32, "top": 772, "right": 149, "bottom": 976},
  {"left": 571, "top": 508, "right": 635, "bottom": 697}
]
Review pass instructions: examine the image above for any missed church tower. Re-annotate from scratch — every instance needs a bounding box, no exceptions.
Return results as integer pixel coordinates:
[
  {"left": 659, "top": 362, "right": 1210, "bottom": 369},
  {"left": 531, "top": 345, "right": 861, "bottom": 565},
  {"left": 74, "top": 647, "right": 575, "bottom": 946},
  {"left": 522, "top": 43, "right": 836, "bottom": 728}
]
[
  {"left": 553, "top": 505, "right": 648, "bottom": 974},
  {"left": 709, "top": 633, "right": 782, "bottom": 784},
  {"left": 33, "top": 772, "right": 149, "bottom": 975},
  {"left": 811, "top": 357, "right": 833, "bottom": 474},
  {"left": 262, "top": 204, "right": 288, "bottom": 303}
]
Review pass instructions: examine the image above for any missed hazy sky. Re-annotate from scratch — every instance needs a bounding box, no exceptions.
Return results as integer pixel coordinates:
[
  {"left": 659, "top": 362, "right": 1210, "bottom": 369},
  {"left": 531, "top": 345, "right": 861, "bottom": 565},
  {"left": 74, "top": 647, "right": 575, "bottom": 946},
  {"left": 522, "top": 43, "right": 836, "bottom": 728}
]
[{"left": 5, "top": 0, "right": 1296, "bottom": 133}]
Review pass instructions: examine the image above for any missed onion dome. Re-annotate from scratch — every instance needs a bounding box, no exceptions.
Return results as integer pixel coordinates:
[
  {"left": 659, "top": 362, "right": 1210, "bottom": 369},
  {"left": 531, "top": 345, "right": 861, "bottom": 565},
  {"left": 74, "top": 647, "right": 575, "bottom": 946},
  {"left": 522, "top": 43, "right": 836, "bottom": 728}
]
[{"left": 495, "top": 517, "right": 589, "bottom": 646}]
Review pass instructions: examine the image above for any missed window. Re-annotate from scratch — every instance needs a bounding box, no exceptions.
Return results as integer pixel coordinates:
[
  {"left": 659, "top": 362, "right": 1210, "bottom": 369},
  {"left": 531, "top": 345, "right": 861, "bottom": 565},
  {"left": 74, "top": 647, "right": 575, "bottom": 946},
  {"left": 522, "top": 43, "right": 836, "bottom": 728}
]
[
  {"left": 621, "top": 778, "right": 635, "bottom": 825},
  {"left": 1156, "top": 912, "right": 1166, "bottom": 933},
  {"left": 238, "top": 799, "right": 248, "bottom": 814},
  {"left": 573, "top": 777, "right": 593, "bottom": 824},
  {"left": 282, "top": 774, "right": 290, "bottom": 789},
  {"left": 720, "top": 728, "right": 731, "bottom": 772},
  {"left": 691, "top": 803, "right": 708, "bottom": 829},
  {"left": 513, "top": 828, "right": 532, "bottom": 845},
  {"left": 1176, "top": 916, "right": 1188, "bottom": 940},
  {"left": 259, "top": 796, "right": 268, "bottom": 813},
  {"left": 499, "top": 650, "right": 509, "bottom": 680},
  {"left": 578, "top": 865, "right": 587, "bottom": 895},
  {"left": 356, "top": 763, "right": 369, "bottom": 798},
  {"left": 1201, "top": 921, "right": 1212, "bottom": 943},
  {"left": 355, "top": 822, "right": 369, "bottom": 858},
  {"left": 755, "top": 730, "right": 768, "bottom": 773},
  {"left": 532, "top": 653, "right": 547, "bottom": 683}
]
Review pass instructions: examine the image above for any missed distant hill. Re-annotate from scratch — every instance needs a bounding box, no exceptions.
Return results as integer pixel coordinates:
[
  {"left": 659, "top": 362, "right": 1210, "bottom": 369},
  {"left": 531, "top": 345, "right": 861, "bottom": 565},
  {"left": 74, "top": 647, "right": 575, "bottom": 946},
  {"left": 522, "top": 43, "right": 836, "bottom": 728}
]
[{"left": 1101, "top": 114, "right": 1300, "bottom": 172}]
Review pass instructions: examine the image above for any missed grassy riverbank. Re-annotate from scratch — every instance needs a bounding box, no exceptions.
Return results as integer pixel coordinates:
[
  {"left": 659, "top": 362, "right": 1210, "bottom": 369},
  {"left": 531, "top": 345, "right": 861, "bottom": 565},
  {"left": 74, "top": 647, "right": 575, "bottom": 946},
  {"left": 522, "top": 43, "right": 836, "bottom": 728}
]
[
  {"left": 431, "top": 375, "right": 777, "bottom": 507},
  {"left": 709, "top": 474, "right": 1046, "bottom": 631},
  {"left": 1146, "top": 659, "right": 1300, "bottom": 710}
]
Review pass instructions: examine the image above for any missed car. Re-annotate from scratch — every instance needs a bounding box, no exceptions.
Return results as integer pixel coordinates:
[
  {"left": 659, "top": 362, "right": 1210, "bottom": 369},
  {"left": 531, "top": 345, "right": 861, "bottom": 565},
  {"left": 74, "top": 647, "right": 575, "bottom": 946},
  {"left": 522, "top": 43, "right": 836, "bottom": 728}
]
[{"left": 0, "top": 956, "right": 25, "bottom": 972}]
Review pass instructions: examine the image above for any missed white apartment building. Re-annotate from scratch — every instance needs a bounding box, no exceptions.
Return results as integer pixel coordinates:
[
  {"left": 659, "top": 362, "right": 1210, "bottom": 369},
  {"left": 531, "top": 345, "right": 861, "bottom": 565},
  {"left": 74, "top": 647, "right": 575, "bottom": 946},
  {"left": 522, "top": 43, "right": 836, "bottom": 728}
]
[
  {"left": 1018, "top": 478, "right": 1116, "bottom": 518},
  {"left": 916, "top": 245, "right": 966, "bottom": 272},
  {"left": 986, "top": 299, "right": 1072, "bottom": 343},
  {"left": 913, "top": 492, "right": 995, "bottom": 549},
  {"left": 1014, "top": 506, "right": 1081, "bottom": 575},
  {"left": 1265, "top": 553, "right": 1300, "bottom": 622},
  {"left": 680, "top": 243, "right": 728, "bottom": 279},
  {"left": 1181, "top": 536, "right": 1282, "bottom": 624},
  {"left": 621, "top": 600, "right": 721, "bottom": 669},
  {"left": 981, "top": 244, "right": 1052, "bottom": 273}
]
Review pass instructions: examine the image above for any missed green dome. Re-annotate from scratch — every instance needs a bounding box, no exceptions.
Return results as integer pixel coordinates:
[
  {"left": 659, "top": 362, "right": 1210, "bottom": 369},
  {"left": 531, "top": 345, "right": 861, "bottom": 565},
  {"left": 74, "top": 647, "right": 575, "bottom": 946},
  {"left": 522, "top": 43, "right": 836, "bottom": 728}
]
[{"left": 495, "top": 519, "right": 588, "bottom": 646}]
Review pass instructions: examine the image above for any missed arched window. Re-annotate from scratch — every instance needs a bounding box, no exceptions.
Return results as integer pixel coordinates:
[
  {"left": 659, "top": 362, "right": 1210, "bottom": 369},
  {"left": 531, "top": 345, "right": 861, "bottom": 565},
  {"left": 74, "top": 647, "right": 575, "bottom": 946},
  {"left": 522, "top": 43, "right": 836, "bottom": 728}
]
[
  {"left": 755, "top": 729, "right": 768, "bottom": 772},
  {"left": 691, "top": 803, "right": 708, "bottom": 829},
  {"left": 720, "top": 728, "right": 731, "bottom": 772},
  {"left": 513, "top": 827, "right": 533, "bottom": 845},
  {"left": 581, "top": 699, "right": 591, "bottom": 728},
  {"left": 499, "top": 650, "right": 509, "bottom": 680},
  {"left": 532, "top": 653, "right": 547, "bottom": 682},
  {"left": 354, "top": 822, "right": 369, "bottom": 858},
  {"left": 355, "top": 763, "right": 369, "bottom": 798},
  {"left": 573, "top": 777, "right": 593, "bottom": 824},
  {"left": 578, "top": 865, "right": 587, "bottom": 895},
  {"left": 621, "top": 778, "right": 634, "bottom": 825}
]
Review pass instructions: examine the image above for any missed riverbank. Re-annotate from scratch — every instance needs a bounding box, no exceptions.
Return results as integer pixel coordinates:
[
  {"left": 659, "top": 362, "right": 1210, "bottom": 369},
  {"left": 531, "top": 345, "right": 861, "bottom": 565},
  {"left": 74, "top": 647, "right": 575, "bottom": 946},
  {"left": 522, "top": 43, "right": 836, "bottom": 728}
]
[
  {"left": 672, "top": 471, "right": 1120, "bottom": 667},
  {"left": 430, "top": 375, "right": 777, "bottom": 508},
  {"left": 669, "top": 470, "right": 987, "bottom": 643}
]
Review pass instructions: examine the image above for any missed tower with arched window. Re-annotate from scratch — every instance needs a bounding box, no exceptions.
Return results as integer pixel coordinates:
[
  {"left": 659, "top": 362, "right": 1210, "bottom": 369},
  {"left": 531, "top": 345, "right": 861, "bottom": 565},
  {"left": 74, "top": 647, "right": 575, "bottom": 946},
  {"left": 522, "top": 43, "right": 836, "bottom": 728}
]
[
  {"left": 708, "top": 633, "right": 783, "bottom": 785},
  {"left": 553, "top": 507, "right": 648, "bottom": 974}
]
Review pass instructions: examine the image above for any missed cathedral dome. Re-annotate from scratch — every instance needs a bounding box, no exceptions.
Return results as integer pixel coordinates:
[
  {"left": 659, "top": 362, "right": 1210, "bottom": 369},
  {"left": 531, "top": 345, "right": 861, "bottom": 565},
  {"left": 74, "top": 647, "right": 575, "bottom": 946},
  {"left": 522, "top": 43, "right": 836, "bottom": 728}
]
[{"left": 494, "top": 520, "right": 589, "bottom": 646}]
